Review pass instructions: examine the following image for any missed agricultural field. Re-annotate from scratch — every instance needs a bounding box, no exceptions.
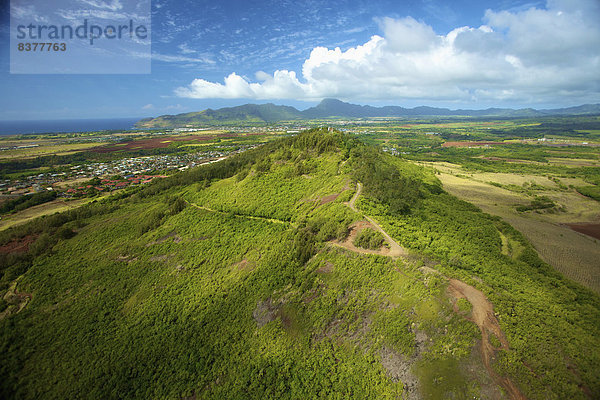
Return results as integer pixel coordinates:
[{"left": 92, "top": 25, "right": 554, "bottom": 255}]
[
  {"left": 0, "top": 129, "right": 598, "bottom": 399},
  {"left": 351, "top": 115, "right": 600, "bottom": 293},
  {"left": 419, "top": 165, "right": 600, "bottom": 293},
  {"left": 87, "top": 130, "right": 274, "bottom": 154},
  {"left": 0, "top": 198, "right": 98, "bottom": 232},
  {"left": 0, "top": 128, "right": 286, "bottom": 232},
  {"left": 0, "top": 142, "right": 109, "bottom": 160},
  {"left": 0, "top": 128, "right": 281, "bottom": 160}
]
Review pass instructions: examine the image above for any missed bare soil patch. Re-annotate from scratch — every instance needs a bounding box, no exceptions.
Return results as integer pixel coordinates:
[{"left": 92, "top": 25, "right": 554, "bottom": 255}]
[
  {"left": 316, "top": 261, "right": 334, "bottom": 274},
  {"left": 380, "top": 330, "right": 429, "bottom": 400},
  {"left": 116, "top": 255, "right": 138, "bottom": 263},
  {"left": 0, "top": 280, "right": 32, "bottom": 321},
  {"left": 565, "top": 223, "right": 600, "bottom": 240},
  {"left": 302, "top": 287, "right": 321, "bottom": 304},
  {"left": 146, "top": 231, "right": 182, "bottom": 247},
  {"left": 0, "top": 235, "right": 37, "bottom": 255},
  {"left": 447, "top": 279, "right": 525, "bottom": 400},
  {"left": 233, "top": 258, "right": 255, "bottom": 271},
  {"left": 149, "top": 254, "right": 172, "bottom": 262},
  {"left": 319, "top": 193, "right": 339, "bottom": 205},
  {"left": 311, "top": 182, "right": 352, "bottom": 207},
  {"left": 252, "top": 298, "right": 280, "bottom": 327}
]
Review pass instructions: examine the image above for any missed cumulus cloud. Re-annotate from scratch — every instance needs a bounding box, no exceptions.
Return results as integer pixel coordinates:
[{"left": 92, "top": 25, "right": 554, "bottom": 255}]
[{"left": 175, "top": 0, "right": 600, "bottom": 105}]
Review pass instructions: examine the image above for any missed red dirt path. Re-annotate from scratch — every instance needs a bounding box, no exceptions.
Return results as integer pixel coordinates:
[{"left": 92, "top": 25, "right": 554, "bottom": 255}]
[{"left": 447, "top": 279, "right": 526, "bottom": 400}]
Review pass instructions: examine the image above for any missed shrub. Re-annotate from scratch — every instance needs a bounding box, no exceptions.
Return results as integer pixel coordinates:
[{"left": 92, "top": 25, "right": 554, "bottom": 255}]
[
  {"left": 515, "top": 195, "right": 556, "bottom": 212},
  {"left": 353, "top": 228, "right": 386, "bottom": 250}
]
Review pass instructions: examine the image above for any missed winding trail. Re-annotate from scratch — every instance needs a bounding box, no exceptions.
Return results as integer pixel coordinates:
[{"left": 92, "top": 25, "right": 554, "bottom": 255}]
[
  {"left": 346, "top": 183, "right": 407, "bottom": 257},
  {"left": 447, "top": 279, "right": 526, "bottom": 400},
  {"left": 185, "top": 200, "right": 296, "bottom": 227},
  {"left": 344, "top": 182, "right": 525, "bottom": 400}
]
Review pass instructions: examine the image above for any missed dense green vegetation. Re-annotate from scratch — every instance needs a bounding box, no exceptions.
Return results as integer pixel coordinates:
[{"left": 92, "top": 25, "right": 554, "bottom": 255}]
[
  {"left": 515, "top": 195, "right": 557, "bottom": 212},
  {"left": 358, "top": 185, "right": 600, "bottom": 399},
  {"left": 576, "top": 185, "right": 600, "bottom": 202},
  {"left": 0, "top": 190, "right": 57, "bottom": 214},
  {"left": 353, "top": 228, "right": 386, "bottom": 250},
  {"left": 349, "top": 145, "right": 437, "bottom": 214},
  {"left": 0, "top": 128, "right": 598, "bottom": 399}
]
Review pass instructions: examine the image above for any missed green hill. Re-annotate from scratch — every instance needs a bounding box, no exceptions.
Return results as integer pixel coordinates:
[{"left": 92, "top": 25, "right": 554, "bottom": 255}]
[
  {"left": 136, "top": 103, "right": 303, "bottom": 128},
  {"left": 1, "top": 129, "right": 599, "bottom": 399}
]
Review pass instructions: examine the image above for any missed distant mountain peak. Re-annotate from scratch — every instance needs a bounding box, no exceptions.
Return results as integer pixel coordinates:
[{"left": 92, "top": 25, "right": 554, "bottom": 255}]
[{"left": 135, "top": 100, "right": 600, "bottom": 128}]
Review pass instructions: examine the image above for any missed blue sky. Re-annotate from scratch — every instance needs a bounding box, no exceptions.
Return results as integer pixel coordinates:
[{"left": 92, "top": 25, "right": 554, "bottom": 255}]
[{"left": 1, "top": 0, "right": 599, "bottom": 120}]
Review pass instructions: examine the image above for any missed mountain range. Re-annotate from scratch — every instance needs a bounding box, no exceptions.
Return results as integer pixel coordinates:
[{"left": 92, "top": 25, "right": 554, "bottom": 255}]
[{"left": 136, "top": 98, "right": 600, "bottom": 128}]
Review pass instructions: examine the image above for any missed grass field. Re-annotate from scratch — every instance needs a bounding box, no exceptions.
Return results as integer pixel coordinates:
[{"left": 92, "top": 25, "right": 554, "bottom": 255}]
[
  {"left": 0, "top": 142, "right": 108, "bottom": 160},
  {"left": 0, "top": 198, "right": 93, "bottom": 231},
  {"left": 546, "top": 158, "right": 600, "bottom": 167},
  {"left": 419, "top": 162, "right": 600, "bottom": 293}
]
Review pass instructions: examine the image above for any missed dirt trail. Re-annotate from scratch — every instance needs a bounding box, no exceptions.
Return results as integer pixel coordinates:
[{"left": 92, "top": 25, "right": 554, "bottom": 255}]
[
  {"left": 447, "top": 279, "right": 526, "bottom": 400},
  {"left": 346, "top": 183, "right": 407, "bottom": 257},
  {"left": 346, "top": 183, "right": 524, "bottom": 399},
  {"left": 331, "top": 221, "right": 396, "bottom": 256},
  {"left": 186, "top": 200, "right": 295, "bottom": 226},
  {"left": 347, "top": 182, "right": 362, "bottom": 211}
]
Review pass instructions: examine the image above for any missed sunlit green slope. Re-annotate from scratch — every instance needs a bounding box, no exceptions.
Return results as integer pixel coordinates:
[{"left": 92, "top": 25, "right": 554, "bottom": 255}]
[{"left": 0, "top": 129, "right": 598, "bottom": 399}]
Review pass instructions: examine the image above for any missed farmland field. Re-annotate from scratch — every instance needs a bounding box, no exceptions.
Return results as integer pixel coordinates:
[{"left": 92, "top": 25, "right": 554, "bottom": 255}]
[
  {"left": 0, "top": 128, "right": 287, "bottom": 227},
  {"left": 348, "top": 116, "right": 600, "bottom": 293},
  {"left": 0, "top": 198, "right": 92, "bottom": 232},
  {"left": 422, "top": 166, "right": 600, "bottom": 293},
  {"left": 87, "top": 131, "right": 265, "bottom": 153},
  {"left": 0, "top": 142, "right": 109, "bottom": 160}
]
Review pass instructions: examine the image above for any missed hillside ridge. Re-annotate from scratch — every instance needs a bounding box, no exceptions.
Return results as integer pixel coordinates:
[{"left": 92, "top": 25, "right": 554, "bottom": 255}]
[{"left": 1, "top": 128, "right": 598, "bottom": 399}]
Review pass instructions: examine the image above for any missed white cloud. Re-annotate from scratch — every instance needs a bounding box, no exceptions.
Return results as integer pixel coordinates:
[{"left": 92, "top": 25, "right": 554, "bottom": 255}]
[
  {"left": 343, "top": 26, "right": 367, "bottom": 34},
  {"left": 377, "top": 16, "right": 439, "bottom": 52},
  {"left": 10, "top": 5, "right": 49, "bottom": 23},
  {"left": 174, "top": 71, "right": 308, "bottom": 99},
  {"left": 142, "top": 103, "right": 184, "bottom": 112},
  {"left": 78, "top": 0, "right": 123, "bottom": 11},
  {"left": 175, "top": 0, "right": 600, "bottom": 105},
  {"left": 152, "top": 53, "right": 215, "bottom": 64},
  {"left": 57, "top": 8, "right": 130, "bottom": 21},
  {"left": 178, "top": 43, "right": 196, "bottom": 54}
]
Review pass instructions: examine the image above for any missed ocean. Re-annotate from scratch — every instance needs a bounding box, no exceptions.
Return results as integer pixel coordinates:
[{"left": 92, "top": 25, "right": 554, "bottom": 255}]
[{"left": 0, "top": 117, "right": 142, "bottom": 136}]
